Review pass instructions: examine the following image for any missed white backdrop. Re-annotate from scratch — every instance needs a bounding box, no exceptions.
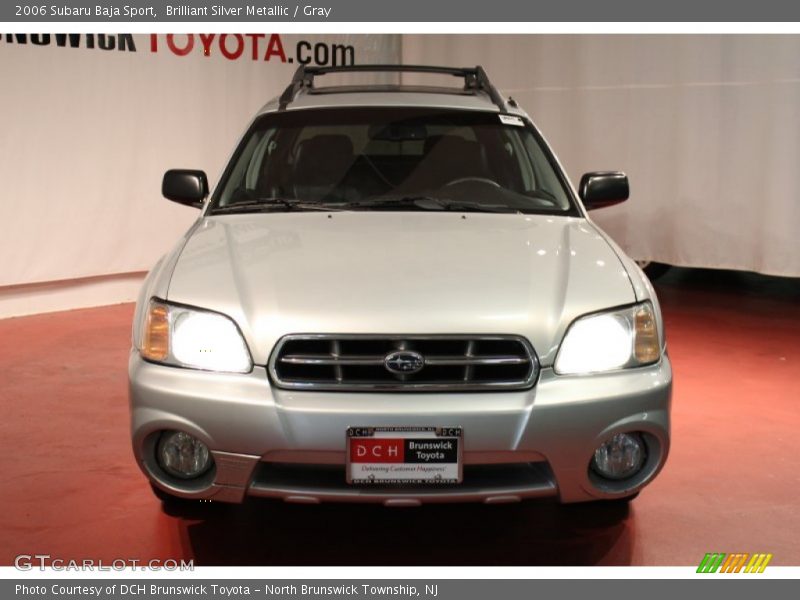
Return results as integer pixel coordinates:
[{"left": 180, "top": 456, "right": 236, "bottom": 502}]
[
  {"left": 403, "top": 35, "right": 800, "bottom": 277},
  {"left": 2, "top": 34, "right": 798, "bottom": 315},
  {"left": 0, "top": 34, "right": 399, "bottom": 287}
]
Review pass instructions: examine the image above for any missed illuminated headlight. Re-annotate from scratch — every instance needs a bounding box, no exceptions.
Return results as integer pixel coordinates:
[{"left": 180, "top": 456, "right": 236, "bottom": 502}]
[
  {"left": 554, "top": 302, "right": 660, "bottom": 375},
  {"left": 140, "top": 299, "right": 252, "bottom": 373}
]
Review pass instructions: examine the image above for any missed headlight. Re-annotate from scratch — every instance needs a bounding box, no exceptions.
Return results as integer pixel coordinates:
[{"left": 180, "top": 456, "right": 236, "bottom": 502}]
[
  {"left": 140, "top": 299, "right": 252, "bottom": 373},
  {"left": 554, "top": 302, "right": 660, "bottom": 375}
]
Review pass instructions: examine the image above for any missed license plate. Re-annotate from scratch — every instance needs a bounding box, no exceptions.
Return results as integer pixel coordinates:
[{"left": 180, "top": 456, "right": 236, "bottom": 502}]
[{"left": 346, "top": 426, "right": 463, "bottom": 484}]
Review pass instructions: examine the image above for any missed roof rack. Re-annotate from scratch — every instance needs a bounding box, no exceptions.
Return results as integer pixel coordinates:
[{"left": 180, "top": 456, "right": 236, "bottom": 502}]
[{"left": 277, "top": 64, "right": 508, "bottom": 112}]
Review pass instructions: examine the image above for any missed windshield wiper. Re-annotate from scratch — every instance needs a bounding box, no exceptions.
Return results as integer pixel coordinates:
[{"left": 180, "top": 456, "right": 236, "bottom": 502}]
[
  {"left": 347, "top": 195, "right": 521, "bottom": 214},
  {"left": 213, "top": 195, "right": 524, "bottom": 215},
  {"left": 438, "top": 200, "right": 522, "bottom": 214},
  {"left": 351, "top": 195, "right": 448, "bottom": 209},
  {"left": 210, "top": 197, "right": 343, "bottom": 214}
]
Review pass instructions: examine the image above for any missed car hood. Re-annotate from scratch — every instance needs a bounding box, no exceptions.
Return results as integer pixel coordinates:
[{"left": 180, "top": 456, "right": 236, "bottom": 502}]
[{"left": 166, "top": 212, "right": 635, "bottom": 366}]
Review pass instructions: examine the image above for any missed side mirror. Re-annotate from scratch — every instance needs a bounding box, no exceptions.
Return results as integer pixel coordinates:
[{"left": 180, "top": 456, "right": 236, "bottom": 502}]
[
  {"left": 162, "top": 169, "right": 208, "bottom": 208},
  {"left": 579, "top": 171, "right": 629, "bottom": 210}
]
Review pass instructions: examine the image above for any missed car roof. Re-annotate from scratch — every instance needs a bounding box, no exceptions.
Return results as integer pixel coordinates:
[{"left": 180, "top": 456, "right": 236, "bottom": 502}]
[
  {"left": 256, "top": 65, "right": 531, "bottom": 119},
  {"left": 256, "top": 88, "right": 528, "bottom": 117}
]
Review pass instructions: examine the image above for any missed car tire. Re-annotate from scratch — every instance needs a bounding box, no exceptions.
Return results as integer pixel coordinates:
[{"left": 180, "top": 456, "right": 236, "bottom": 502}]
[
  {"left": 635, "top": 260, "right": 670, "bottom": 280},
  {"left": 150, "top": 483, "right": 228, "bottom": 517}
]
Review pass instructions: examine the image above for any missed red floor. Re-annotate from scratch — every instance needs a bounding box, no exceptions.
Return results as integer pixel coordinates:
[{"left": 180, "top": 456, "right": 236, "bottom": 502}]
[{"left": 0, "top": 267, "right": 798, "bottom": 566}]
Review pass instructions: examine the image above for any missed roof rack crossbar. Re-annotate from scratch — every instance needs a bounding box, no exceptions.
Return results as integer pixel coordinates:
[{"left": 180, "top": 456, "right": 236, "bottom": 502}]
[
  {"left": 469, "top": 66, "right": 507, "bottom": 112},
  {"left": 277, "top": 64, "right": 508, "bottom": 111},
  {"left": 278, "top": 66, "right": 313, "bottom": 110}
]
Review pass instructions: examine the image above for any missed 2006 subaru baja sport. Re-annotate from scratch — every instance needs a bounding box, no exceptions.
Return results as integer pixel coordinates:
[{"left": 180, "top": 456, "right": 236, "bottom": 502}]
[{"left": 129, "top": 65, "right": 671, "bottom": 508}]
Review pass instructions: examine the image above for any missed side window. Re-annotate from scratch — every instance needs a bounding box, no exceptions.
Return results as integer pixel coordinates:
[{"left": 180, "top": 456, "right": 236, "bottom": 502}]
[
  {"left": 218, "top": 129, "right": 269, "bottom": 206},
  {"left": 244, "top": 132, "right": 274, "bottom": 190},
  {"left": 474, "top": 127, "right": 530, "bottom": 193},
  {"left": 499, "top": 129, "right": 535, "bottom": 192},
  {"left": 523, "top": 134, "right": 566, "bottom": 199},
  {"left": 509, "top": 134, "right": 536, "bottom": 190}
]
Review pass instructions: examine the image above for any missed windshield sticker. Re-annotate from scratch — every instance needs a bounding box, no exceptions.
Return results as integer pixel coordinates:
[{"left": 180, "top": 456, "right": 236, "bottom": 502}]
[{"left": 499, "top": 114, "right": 525, "bottom": 127}]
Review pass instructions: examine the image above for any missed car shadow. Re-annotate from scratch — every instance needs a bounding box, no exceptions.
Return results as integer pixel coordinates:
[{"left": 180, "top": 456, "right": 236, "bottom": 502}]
[{"left": 172, "top": 498, "right": 634, "bottom": 566}]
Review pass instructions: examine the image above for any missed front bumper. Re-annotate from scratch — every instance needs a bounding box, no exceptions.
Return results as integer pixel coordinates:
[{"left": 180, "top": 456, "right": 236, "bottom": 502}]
[{"left": 129, "top": 351, "right": 672, "bottom": 505}]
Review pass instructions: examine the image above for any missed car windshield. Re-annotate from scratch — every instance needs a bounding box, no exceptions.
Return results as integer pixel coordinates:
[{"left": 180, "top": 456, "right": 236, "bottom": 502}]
[{"left": 211, "top": 107, "right": 577, "bottom": 215}]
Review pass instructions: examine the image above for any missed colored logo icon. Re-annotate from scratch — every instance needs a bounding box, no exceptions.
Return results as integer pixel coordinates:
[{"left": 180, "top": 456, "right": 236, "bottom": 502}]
[{"left": 697, "top": 553, "right": 772, "bottom": 573}]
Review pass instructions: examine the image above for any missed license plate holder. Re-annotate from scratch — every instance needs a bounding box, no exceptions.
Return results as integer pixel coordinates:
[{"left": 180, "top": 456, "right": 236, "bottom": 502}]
[{"left": 346, "top": 426, "right": 463, "bottom": 485}]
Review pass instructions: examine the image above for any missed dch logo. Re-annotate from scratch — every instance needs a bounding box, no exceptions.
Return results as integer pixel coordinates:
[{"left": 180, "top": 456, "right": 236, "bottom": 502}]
[
  {"left": 356, "top": 443, "right": 399, "bottom": 458},
  {"left": 350, "top": 439, "right": 404, "bottom": 463}
]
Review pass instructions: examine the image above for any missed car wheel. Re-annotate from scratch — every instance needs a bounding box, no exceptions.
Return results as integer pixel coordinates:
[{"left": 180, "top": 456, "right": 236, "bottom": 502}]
[
  {"left": 635, "top": 260, "right": 670, "bottom": 280},
  {"left": 150, "top": 483, "right": 228, "bottom": 517}
]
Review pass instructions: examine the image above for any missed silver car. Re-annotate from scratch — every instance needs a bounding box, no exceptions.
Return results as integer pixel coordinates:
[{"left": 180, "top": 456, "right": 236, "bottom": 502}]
[{"left": 129, "top": 65, "right": 672, "bottom": 508}]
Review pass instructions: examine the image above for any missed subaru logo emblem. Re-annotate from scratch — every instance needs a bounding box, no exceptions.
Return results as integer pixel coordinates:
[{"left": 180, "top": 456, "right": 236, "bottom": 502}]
[{"left": 384, "top": 350, "right": 425, "bottom": 375}]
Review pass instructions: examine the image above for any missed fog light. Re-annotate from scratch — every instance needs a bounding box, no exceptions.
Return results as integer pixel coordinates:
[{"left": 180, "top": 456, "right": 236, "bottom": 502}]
[
  {"left": 156, "top": 431, "right": 212, "bottom": 479},
  {"left": 592, "top": 433, "right": 646, "bottom": 480}
]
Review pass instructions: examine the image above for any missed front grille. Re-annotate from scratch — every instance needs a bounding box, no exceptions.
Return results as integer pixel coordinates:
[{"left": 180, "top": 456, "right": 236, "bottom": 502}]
[{"left": 268, "top": 335, "right": 539, "bottom": 391}]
